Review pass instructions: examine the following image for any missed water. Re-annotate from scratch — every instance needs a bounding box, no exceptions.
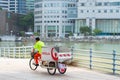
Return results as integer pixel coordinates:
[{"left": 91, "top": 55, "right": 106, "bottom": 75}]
[{"left": 0, "top": 41, "right": 120, "bottom": 53}]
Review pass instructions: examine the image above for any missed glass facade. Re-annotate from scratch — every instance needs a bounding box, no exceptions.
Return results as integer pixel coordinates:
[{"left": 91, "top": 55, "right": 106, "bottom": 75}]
[
  {"left": 26, "top": 0, "right": 34, "bottom": 12},
  {"left": 75, "top": 19, "right": 86, "bottom": 34},
  {"left": 18, "top": 0, "right": 26, "bottom": 14},
  {"left": 95, "top": 2, "right": 120, "bottom": 6},
  {"left": 0, "top": 0, "right": 34, "bottom": 14},
  {"left": 96, "top": 19, "right": 120, "bottom": 35}
]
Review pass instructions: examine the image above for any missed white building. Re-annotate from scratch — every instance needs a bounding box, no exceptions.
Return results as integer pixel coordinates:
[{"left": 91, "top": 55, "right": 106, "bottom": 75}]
[
  {"left": 0, "top": 0, "right": 18, "bottom": 13},
  {"left": 76, "top": 0, "right": 120, "bottom": 35},
  {"left": 34, "top": 0, "right": 77, "bottom": 38}
]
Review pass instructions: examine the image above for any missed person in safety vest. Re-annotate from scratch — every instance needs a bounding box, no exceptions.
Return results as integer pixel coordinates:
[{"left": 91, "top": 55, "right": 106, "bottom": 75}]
[{"left": 33, "top": 37, "right": 45, "bottom": 66}]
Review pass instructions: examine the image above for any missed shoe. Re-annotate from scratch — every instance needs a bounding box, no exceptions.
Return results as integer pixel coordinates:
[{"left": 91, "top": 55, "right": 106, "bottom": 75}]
[{"left": 35, "top": 64, "right": 39, "bottom": 66}]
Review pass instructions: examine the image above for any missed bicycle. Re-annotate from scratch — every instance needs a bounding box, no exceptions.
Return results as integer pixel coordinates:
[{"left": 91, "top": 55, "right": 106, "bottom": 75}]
[{"left": 29, "top": 47, "right": 72, "bottom": 75}]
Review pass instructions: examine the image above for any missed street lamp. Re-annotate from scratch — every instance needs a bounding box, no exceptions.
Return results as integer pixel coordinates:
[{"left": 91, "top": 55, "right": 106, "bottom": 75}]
[{"left": 11, "top": 30, "right": 13, "bottom": 36}]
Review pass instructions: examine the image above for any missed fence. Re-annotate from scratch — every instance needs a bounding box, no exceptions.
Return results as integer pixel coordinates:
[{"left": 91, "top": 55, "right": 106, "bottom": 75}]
[
  {"left": 73, "top": 48, "right": 120, "bottom": 75},
  {"left": 0, "top": 46, "right": 120, "bottom": 75},
  {"left": 0, "top": 46, "right": 32, "bottom": 58}
]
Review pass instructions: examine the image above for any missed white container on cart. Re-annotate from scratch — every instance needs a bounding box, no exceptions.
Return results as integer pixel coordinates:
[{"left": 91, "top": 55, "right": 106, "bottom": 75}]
[
  {"left": 41, "top": 47, "right": 54, "bottom": 61},
  {"left": 42, "top": 46, "right": 72, "bottom": 62}
]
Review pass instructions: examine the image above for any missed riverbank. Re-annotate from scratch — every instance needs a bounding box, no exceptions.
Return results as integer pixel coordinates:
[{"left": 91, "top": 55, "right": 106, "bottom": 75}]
[{"left": 1, "top": 35, "right": 120, "bottom": 43}]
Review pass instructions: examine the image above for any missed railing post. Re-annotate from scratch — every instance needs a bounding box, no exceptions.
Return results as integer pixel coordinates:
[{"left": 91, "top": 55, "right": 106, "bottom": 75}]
[
  {"left": 8, "top": 47, "right": 10, "bottom": 58},
  {"left": 0, "top": 48, "right": 1, "bottom": 57},
  {"left": 19, "top": 47, "right": 20, "bottom": 58},
  {"left": 112, "top": 50, "right": 116, "bottom": 75},
  {"left": 90, "top": 48, "right": 92, "bottom": 70},
  {"left": 24, "top": 46, "right": 26, "bottom": 58},
  {"left": 14, "top": 48, "right": 16, "bottom": 58},
  {"left": 4, "top": 47, "right": 5, "bottom": 57},
  {"left": 71, "top": 46, "right": 74, "bottom": 60}
]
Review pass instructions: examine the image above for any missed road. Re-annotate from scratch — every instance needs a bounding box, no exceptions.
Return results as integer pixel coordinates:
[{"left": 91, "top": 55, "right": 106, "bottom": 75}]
[{"left": 0, "top": 58, "right": 119, "bottom": 80}]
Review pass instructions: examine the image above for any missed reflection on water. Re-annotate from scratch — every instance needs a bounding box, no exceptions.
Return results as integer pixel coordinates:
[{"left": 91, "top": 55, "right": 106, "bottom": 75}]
[{"left": 0, "top": 41, "right": 120, "bottom": 53}]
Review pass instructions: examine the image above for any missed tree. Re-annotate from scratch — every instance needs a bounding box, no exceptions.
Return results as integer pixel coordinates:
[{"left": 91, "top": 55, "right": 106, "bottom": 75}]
[
  {"left": 93, "top": 28, "right": 102, "bottom": 36},
  {"left": 69, "top": 32, "right": 73, "bottom": 36},
  {"left": 34, "top": 32, "right": 39, "bottom": 36},
  {"left": 80, "top": 26, "right": 91, "bottom": 36},
  {"left": 19, "top": 31, "right": 25, "bottom": 36},
  {"left": 18, "top": 12, "right": 34, "bottom": 32},
  {"left": 0, "top": 7, "right": 2, "bottom": 10}
]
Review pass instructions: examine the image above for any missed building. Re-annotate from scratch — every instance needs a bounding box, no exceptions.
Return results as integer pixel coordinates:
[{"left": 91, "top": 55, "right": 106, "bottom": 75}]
[
  {"left": 0, "top": 0, "right": 18, "bottom": 13},
  {"left": 76, "top": 0, "right": 120, "bottom": 35},
  {"left": 0, "top": 10, "right": 18, "bottom": 35},
  {"left": 0, "top": 0, "right": 34, "bottom": 14},
  {"left": 34, "top": 0, "right": 120, "bottom": 37},
  {"left": 26, "top": 0, "right": 34, "bottom": 13},
  {"left": 18, "top": 0, "right": 26, "bottom": 14},
  {"left": 34, "top": 0, "right": 77, "bottom": 38}
]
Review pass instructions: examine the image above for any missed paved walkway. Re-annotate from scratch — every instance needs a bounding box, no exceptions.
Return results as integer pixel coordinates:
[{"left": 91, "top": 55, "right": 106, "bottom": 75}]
[{"left": 0, "top": 58, "right": 119, "bottom": 80}]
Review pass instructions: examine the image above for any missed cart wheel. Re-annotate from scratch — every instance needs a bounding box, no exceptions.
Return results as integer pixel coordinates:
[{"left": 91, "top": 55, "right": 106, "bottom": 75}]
[
  {"left": 58, "top": 68, "right": 67, "bottom": 74},
  {"left": 58, "top": 64, "right": 67, "bottom": 74},
  {"left": 47, "top": 68, "right": 56, "bottom": 75},
  {"left": 29, "top": 58, "right": 38, "bottom": 70}
]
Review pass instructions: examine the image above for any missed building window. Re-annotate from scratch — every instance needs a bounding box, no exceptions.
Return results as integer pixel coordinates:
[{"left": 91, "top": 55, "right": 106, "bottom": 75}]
[
  {"left": 81, "top": 3, "right": 85, "bottom": 6},
  {"left": 96, "top": 2, "right": 102, "bottom": 6},
  {"left": 104, "top": 2, "right": 109, "bottom": 6},
  {"left": 116, "top": 10, "right": 119, "bottom": 13},
  {"left": 110, "top": 9, "right": 113, "bottom": 13},
  {"left": 98, "top": 10, "right": 101, "bottom": 13},
  {"left": 80, "top": 10, "right": 83, "bottom": 13},
  {"left": 104, "top": 10, "right": 107, "bottom": 13},
  {"left": 110, "top": 2, "right": 120, "bottom": 6},
  {"left": 87, "top": 10, "right": 89, "bottom": 13}
]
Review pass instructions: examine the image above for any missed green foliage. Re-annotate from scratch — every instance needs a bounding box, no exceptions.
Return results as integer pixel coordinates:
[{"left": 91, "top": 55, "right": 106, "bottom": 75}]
[
  {"left": 80, "top": 26, "right": 91, "bottom": 36},
  {"left": 93, "top": 28, "right": 102, "bottom": 35},
  {"left": 34, "top": 32, "right": 39, "bottom": 36},
  {"left": 0, "top": 7, "right": 2, "bottom": 10},
  {"left": 69, "top": 32, "right": 73, "bottom": 36},
  {"left": 19, "top": 31, "right": 25, "bottom": 36},
  {"left": 18, "top": 12, "right": 34, "bottom": 32}
]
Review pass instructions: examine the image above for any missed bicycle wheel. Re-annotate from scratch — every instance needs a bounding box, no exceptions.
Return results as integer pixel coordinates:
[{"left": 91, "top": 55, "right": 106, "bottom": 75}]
[
  {"left": 47, "top": 68, "right": 56, "bottom": 75},
  {"left": 29, "top": 58, "right": 38, "bottom": 70},
  {"left": 58, "top": 64, "right": 67, "bottom": 74}
]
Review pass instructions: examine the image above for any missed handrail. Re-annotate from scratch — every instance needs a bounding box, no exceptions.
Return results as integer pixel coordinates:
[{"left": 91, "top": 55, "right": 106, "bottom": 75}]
[
  {"left": 0, "top": 46, "right": 33, "bottom": 58},
  {"left": 73, "top": 47, "right": 120, "bottom": 75},
  {"left": 0, "top": 46, "right": 120, "bottom": 76}
]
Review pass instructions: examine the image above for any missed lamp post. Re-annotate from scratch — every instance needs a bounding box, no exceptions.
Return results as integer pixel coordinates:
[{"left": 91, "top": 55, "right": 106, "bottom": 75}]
[
  {"left": 115, "top": 21, "right": 118, "bottom": 37},
  {"left": 11, "top": 30, "right": 13, "bottom": 36}
]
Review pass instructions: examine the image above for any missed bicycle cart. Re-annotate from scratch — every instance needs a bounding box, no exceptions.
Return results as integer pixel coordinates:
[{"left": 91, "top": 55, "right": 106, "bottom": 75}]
[{"left": 29, "top": 46, "right": 73, "bottom": 75}]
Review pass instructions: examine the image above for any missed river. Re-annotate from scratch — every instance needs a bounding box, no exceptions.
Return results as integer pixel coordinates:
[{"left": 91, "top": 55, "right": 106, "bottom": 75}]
[{"left": 0, "top": 40, "right": 120, "bottom": 53}]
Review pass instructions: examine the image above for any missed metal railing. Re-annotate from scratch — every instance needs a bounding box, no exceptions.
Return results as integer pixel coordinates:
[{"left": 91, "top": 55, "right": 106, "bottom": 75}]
[
  {"left": 0, "top": 46, "right": 120, "bottom": 75},
  {"left": 0, "top": 46, "right": 32, "bottom": 58},
  {"left": 72, "top": 47, "right": 120, "bottom": 75}
]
